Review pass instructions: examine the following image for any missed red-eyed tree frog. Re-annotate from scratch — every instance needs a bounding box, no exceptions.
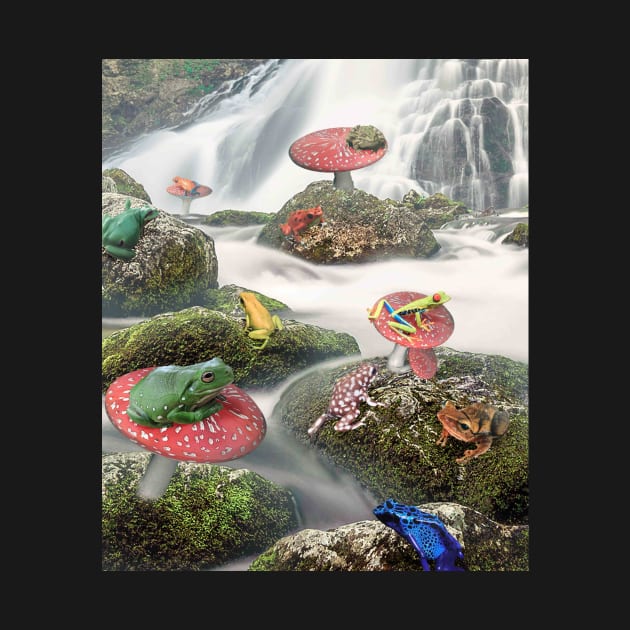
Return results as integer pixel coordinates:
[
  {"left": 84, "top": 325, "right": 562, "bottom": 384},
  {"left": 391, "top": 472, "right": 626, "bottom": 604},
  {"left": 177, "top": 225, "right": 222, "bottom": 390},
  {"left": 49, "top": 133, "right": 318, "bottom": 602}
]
[{"left": 368, "top": 291, "right": 451, "bottom": 335}]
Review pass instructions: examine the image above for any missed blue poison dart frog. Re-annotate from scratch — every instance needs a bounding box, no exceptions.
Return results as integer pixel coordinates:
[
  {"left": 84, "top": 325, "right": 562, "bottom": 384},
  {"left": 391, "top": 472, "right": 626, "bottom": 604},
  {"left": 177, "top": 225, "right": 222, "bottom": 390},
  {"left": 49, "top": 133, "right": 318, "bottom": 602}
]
[{"left": 374, "top": 499, "right": 465, "bottom": 571}]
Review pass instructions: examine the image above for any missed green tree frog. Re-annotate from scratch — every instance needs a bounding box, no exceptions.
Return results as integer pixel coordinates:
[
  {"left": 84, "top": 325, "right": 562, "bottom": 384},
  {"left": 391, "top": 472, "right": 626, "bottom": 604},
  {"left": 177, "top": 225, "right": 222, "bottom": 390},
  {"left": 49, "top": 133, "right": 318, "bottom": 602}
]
[{"left": 126, "top": 357, "right": 234, "bottom": 427}]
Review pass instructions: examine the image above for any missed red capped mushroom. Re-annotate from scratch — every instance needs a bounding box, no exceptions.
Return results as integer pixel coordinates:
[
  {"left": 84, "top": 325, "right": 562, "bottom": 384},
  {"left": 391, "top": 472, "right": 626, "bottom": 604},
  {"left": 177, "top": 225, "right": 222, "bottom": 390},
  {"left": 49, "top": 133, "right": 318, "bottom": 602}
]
[
  {"left": 408, "top": 347, "right": 439, "bottom": 380},
  {"left": 368, "top": 290, "right": 454, "bottom": 376},
  {"left": 167, "top": 176, "right": 213, "bottom": 215},
  {"left": 288, "top": 125, "right": 387, "bottom": 193},
  {"left": 105, "top": 366, "right": 266, "bottom": 498}
]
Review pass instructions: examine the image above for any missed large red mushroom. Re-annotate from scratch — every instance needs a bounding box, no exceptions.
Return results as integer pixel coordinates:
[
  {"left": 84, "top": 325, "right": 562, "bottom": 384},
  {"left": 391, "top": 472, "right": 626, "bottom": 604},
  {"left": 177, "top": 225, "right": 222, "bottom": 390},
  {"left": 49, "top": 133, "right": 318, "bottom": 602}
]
[
  {"left": 368, "top": 290, "right": 455, "bottom": 378},
  {"left": 105, "top": 366, "right": 266, "bottom": 498},
  {"left": 288, "top": 125, "right": 387, "bottom": 193},
  {"left": 167, "top": 176, "right": 213, "bottom": 215}
]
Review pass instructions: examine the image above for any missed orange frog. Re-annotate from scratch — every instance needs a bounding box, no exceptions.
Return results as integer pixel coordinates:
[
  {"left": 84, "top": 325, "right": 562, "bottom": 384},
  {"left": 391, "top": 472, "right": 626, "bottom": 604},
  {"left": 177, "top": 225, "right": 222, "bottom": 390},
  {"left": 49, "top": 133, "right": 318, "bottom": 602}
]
[
  {"left": 279, "top": 206, "right": 325, "bottom": 242},
  {"left": 172, "top": 176, "right": 202, "bottom": 197},
  {"left": 436, "top": 401, "right": 510, "bottom": 464}
]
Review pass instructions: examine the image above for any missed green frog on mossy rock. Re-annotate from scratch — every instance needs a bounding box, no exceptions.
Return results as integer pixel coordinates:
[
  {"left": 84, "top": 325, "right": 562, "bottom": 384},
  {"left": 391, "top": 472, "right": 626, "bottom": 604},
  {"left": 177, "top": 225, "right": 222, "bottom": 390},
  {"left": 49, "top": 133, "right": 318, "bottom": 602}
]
[
  {"left": 102, "top": 199, "right": 159, "bottom": 260},
  {"left": 126, "top": 358, "right": 234, "bottom": 428}
]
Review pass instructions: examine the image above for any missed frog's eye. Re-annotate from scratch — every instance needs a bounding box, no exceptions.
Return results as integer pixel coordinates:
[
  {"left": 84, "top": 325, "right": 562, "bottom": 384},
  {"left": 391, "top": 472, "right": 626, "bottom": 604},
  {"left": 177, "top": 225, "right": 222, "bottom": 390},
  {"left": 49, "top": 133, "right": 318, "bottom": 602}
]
[
  {"left": 432, "top": 293, "right": 442, "bottom": 302},
  {"left": 201, "top": 371, "right": 215, "bottom": 383},
  {"left": 119, "top": 240, "right": 125, "bottom": 246},
  {"left": 306, "top": 213, "right": 313, "bottom": 219},
  {"left": 459, "top": 422, "right": 470, "bottom": 431}
]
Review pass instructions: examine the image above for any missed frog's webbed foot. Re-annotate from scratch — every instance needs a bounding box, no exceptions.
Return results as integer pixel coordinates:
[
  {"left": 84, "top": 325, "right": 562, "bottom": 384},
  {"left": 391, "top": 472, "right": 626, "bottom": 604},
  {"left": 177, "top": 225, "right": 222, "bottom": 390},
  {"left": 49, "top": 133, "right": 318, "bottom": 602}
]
[
  {"left": 253, "top": 338, "right": 269, "bottom": 350},
  {"left": 364, "top": 395, "right": 385, "bottom": 407},
  {"left": 436, "top": 429, "right": 450, "bottom": 447},
  {"left": 415, "top": 316, "right": 434, "bottom": 332},
  {"left": 456, "top": 437, "right": 492, "bottom": 464}
]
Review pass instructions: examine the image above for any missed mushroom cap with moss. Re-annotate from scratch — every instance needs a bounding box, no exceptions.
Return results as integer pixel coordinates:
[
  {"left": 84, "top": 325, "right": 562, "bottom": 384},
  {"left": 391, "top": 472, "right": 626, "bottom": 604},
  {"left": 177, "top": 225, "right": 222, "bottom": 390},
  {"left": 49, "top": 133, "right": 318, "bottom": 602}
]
[{"left": 289, "top": 126, "right": 387, "bottom": 173}]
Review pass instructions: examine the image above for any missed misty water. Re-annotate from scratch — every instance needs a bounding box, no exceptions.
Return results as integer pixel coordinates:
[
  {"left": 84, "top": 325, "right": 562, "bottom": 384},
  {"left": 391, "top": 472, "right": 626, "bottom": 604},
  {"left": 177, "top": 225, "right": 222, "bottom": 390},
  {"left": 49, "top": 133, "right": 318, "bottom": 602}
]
[{"left": 102, "top": 59, "right": 528, "bottom": 570}]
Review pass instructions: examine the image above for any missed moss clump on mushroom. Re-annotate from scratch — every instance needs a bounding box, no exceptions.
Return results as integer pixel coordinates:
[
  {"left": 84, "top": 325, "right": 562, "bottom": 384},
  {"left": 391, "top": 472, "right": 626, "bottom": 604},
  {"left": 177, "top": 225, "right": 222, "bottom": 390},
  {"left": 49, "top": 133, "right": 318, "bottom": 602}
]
[
  {"left": 102, "top": 454, "right": 298, "bottom": 571},
  {"left": 346, "top": 124, "right": 387, "bottom": 151}
]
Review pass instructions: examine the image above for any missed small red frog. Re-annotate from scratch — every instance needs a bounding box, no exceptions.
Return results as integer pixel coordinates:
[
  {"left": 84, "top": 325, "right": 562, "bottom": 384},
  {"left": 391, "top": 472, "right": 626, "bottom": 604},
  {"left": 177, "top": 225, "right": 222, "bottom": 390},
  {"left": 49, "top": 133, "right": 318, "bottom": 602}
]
[
  {"left": 279, "top": 206, "right": 325, "bottom": 242},
  {"left": 172, "top": 176, "right": 201, "bottom": 197}
]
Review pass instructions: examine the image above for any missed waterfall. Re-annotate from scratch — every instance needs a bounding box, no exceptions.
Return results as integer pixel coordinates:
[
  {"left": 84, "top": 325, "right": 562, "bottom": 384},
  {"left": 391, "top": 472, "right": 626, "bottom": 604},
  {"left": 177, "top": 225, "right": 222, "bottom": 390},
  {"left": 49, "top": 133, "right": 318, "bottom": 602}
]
[{"left": 103, "top": 59, "right": 528, "bottom": 215}]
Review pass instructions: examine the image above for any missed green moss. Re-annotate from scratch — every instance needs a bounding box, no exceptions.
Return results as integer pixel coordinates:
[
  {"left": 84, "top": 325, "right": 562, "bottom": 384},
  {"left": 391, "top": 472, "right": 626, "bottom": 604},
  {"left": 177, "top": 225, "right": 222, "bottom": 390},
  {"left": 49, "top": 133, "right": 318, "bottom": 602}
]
[
  {"left": 503, "top": 222, "right": 528, "bottom": 247},
  {"left": 435, "top": 347, "right": 528, "bottom": 404},
  {"left": 248, "top": 548, "right": 278, "bottom": 571},
  {"left": 203, "top": 210, "right": 275, "bottom": 227},
  {"left": 102, "top": 168, "right": 151, "bottom": 203},
  {"left": 102, "top": 460, "right": 298, "bottom": 571}
]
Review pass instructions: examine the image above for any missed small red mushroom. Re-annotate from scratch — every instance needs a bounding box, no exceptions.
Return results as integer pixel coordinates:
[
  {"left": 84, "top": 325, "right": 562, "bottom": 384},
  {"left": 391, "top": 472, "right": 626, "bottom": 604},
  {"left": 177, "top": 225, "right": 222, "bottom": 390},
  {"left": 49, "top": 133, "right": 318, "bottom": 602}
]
[
  {"left": 288, "top": 126, "right": 387, "bottom": 193},
  {"left": 105, "top": 367, "right": 266, "bottom": 498},
  {"left": 408, "top": 347, "right": 439, "bottom": 380},
  {"left": 167, "top": 177, "right": 212, "bottom": 215},
  {"left": 368, "top": 290, "right": 454, "bottom": 376}
]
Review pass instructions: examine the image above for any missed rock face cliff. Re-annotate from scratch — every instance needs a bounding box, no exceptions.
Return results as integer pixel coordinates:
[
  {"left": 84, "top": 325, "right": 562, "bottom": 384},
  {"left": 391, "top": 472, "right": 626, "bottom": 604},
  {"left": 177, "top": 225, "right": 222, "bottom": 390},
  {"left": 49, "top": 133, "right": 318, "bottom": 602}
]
[{"left": 102, "top": 59, "right": 266, "bottom": 158}]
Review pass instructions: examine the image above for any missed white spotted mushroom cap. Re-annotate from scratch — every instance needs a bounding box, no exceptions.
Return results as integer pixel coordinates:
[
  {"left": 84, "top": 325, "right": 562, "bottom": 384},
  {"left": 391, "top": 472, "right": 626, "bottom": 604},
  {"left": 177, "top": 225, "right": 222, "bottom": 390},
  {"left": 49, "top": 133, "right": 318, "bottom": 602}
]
[
  {"left": 289, "top": 127, "right": 387, "bottom": 173},
  {"left": 104, "top": 367, "right": 266, "bottom": 463}
]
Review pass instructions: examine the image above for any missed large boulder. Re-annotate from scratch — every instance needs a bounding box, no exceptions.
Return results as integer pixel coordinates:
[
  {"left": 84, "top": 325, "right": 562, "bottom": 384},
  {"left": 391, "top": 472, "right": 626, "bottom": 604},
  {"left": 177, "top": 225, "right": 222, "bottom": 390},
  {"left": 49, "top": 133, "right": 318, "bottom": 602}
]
[
  {"left": 102, "top": 452, "right": 298, "bottom": 571},
  {"left": 256, "top": 181, "right": 440, "bottom": 264},
  {"left": 273, "top": 348, "right": 528, "bottom": 524},
  {"left": 102, "top": 305, "right": 360, "bottom": 393},
  {"left": 102, "top": 193, "right": 219, "bottom": 317},
  {"left": 249, "top": 501, "right": 528, "bottom": 571}
]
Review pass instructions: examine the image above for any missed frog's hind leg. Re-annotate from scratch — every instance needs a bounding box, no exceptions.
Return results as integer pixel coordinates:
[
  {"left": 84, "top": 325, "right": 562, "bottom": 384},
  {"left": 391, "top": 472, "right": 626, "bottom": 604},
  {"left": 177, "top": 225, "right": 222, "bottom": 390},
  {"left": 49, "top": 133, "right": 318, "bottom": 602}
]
[{"left": 307, "top": 412, "right": 333, "bottom": 436}]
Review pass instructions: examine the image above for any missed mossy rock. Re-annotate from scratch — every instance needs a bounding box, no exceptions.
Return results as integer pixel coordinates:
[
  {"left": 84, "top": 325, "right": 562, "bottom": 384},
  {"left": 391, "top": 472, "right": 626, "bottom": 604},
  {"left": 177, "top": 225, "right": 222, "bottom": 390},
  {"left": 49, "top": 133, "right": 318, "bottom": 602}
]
[
  {"left": 102, "top": 193, "right": 219, "bottom": 317},
  {"left": 102, "top": 168, "right": 151, "bottom": 202},
  {"left": 401, "top": 191, "right": 471, "bottom": 228},
  {"left": 101, "top": 305, "right": 360, "bottom": 393},
  {"left": 202, "top": 210, "right": 275, "bottom": 227},
  {"left": 102, "top": 452, "right": 298, "bottom": 571},
  {"left": 249, "top": 502, "right": 528, "bottom": 571},
  {"left": 502, "top": 222, "right": 528, "bottom": 247},
  {"left": 257, "top": 181, "right": 440, "bottom": 264},
  {"left": 202, "top": 284, "right": 291, "bottom": 317},
  {"left": 273, "top": 349, "right": 528, "bottom": 525}
]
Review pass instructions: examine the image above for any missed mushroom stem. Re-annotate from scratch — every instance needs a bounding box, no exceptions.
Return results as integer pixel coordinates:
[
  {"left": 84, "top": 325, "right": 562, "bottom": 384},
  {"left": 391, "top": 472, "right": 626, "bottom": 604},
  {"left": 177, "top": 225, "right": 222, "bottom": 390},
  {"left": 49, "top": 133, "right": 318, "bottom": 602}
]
[
  {"left": 180, "top": 197, "right": 193, "bottom": 215},
  {"left": 333, "top": 171, "right": 354, "bottom": 193},
  {"left": 387, "top": 342, "right": 411, "bottom": 373},
  {"left": 137, "top": 454, "right": 179, "bottom": 500}
]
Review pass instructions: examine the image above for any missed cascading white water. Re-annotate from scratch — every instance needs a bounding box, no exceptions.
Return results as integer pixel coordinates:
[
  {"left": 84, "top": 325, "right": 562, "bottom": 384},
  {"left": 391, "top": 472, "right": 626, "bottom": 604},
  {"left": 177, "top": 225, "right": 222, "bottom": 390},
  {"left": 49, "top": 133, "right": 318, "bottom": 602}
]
[{"left": 103, "top": 59, "right": 528, "bottom": 214}]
